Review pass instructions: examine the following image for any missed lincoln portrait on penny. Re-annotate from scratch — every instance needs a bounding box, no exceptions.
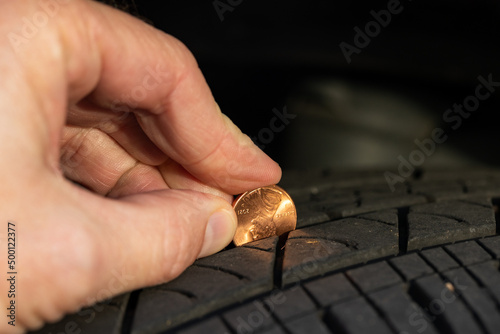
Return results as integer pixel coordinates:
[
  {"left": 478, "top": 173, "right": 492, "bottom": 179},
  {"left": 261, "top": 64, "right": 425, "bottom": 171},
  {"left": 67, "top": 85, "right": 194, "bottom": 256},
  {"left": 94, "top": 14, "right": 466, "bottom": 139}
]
[{"left": 242, "top": 187, "right": 283, "bottom": 241}]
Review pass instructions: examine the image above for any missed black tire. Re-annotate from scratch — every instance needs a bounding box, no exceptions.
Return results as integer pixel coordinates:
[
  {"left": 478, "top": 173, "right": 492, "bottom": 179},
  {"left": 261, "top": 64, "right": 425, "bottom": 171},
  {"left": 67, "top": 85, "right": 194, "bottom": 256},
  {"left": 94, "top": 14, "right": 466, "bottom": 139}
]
[{"left": 32, "top": 168, "right": 500, "bottom": 334}]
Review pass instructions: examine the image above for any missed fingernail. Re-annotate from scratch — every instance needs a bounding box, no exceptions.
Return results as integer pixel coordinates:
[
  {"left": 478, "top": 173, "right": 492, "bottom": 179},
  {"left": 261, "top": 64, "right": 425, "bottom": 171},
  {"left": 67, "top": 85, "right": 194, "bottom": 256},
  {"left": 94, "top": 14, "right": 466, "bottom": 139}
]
[{"left": 199, "top": 209, "right": 237, "bottom": 258}]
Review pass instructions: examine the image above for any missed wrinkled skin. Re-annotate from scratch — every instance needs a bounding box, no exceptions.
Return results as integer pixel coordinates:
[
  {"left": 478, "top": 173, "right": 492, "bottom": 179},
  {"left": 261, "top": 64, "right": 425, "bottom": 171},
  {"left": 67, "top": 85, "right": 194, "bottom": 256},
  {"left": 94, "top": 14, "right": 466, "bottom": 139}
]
[{"left": 0, "top": 0, "right": 281, "bottom": 332}]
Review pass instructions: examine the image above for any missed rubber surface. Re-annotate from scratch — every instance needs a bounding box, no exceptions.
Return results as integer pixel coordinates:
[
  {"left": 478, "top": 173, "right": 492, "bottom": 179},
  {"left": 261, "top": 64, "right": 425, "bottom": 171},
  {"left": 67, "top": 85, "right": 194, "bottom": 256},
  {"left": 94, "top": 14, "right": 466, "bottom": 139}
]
[{"left": 32, "top": 168, "right": 500, "bottom": 334}]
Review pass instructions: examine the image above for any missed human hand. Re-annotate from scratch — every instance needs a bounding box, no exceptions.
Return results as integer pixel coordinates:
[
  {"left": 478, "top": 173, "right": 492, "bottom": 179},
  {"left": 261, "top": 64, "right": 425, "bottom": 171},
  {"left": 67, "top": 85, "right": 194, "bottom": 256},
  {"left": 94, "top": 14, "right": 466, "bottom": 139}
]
[{"left": 0, "top": 0, "right": 281, "bottom": 332}]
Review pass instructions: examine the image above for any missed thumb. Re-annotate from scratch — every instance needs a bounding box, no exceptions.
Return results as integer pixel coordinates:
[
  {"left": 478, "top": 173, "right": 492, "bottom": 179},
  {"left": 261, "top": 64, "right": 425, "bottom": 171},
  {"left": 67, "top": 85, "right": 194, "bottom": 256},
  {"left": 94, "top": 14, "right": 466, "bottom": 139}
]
[
  {"left": 39, "top": 187, "right": 238, "bottom": 322},
  {"left": 12, "top": 182, "right": 238, "bottom": 330},
  {"left": 99, "top": 189, "right": 238, "bottom": 290}
]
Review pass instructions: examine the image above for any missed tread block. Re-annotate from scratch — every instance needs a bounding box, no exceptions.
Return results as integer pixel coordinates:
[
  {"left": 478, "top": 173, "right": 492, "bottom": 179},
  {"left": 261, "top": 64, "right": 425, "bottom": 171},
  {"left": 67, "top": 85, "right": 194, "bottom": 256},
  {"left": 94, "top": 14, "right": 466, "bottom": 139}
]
[
  {"left": 322, "top": 195, "right": 426, "bottom": 220},
  {"left": 442, "top": 267, "right": 478, "bottom": 291},
  {"left": 346, "top": 261, "right": 402, "bottom": 292},
  {"left": 282, "top": 210, "right": 399, "bottom": 285},
  {"left": 444, "top": 240, "right": 492, "bottom": 266},
  {"left": 479, "top": 235, "right": 500, "bottom": 258},
  {"left": 409, "top": 181, "right": 465, "bottom": 201},
  {"left": 368, "top": 284, "right": 439, "bottom": 334},
  {"left": 303, "top": 273, "right": 358, "bottom": 307},
  {"left": 359, "top": 184, "right": 408, "bottom": 197},
  {"left": 306, "top": 200, "right": 358, "bottom": 221},
  {"left": 256, "top": 325, "right": 288, "bottom": 334},
  {"left": 410, "top": 274, "right": 483, "bottom": 334},
  {"left": 389, "top": 253, "right": 434, "bottom": 281},
  {"left": 176, "top": 316, "right": 230, "bottom": 334},
  {"left": 296, "top": 208, "right": 331, "bottom": 228},
  {"left": 353, "top": 195, "right": 427, "bottom": 217},
  {"left": 131, "top": 238, "right": 277, "bottom": 334},
  {"left": 420, "top": 170, "right": 500, "bottom": 183},
  {"left": 465, "top": 178, "right": 500, "bottom": 197},
  {"left": 467, "top": 260, "right": 500, "bottom": 304},
  {"left": 34, "top": 170, "right": 500, "bottom": 334},
  {"left": 281, "top": 170, "right": 389, "bottom": 191},
  {"left": 328, "top": 296, "right": 393, "bottom": 333},
  {"left": 307, "top": 188, "right": 356, "bottom": 204},
  {"left": 222, "top": 300, "right": 277, "bottom": 333},
  {"left": 459, "top": 287, "right": 500, "bottom": 334},
  {"left": 420, "top": 247, "right": 460, "bottom": 272},
  {"left": 284, "top": 313, "right": 331, "bottom": 334},
  {"left": 30, "top": 293, "right": 129, "bottom": 334},
  {"left": 305, "top": 184, "right": 427, "bottom": 221},
  {"left": 407, "top": 199, "right": 496, "bottom": 250},
  {"left": 442, "top": 268, "right": 500, "bottom": 334},
  {"left": 242, "top": 236, "right": 279, "bottom": 252},
  {"left": 268, "top": 286, "right": 316, "bottom": 321}
]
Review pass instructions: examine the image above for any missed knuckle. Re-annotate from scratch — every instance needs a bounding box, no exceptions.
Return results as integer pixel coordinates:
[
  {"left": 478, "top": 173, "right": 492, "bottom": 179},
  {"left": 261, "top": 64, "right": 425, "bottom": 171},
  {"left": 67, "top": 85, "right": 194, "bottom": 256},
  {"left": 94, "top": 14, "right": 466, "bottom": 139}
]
[
  {"left": 60, "top": 128, "right": 104, "bottom": 169},
  {"left": 95, "top": 112, "right": 130, "bottom": 134}
]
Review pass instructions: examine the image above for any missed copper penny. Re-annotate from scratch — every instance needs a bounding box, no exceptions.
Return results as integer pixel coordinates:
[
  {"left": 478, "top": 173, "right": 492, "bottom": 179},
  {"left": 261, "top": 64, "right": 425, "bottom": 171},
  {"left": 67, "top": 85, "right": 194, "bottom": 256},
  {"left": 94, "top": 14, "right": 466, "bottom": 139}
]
[{"left": 232, "top": 185, "right": 297, "bottom": 246}]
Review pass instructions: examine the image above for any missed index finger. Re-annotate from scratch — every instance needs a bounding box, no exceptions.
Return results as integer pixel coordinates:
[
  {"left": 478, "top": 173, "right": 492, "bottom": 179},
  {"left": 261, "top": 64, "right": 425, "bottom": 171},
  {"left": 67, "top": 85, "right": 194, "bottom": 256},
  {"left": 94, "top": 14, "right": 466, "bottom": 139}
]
[
  {"left": 86, "top": 2, "right": 282, "bottom": 194},
  {"left": 3, "top": 0, "right": 281, "bottom": 194}
]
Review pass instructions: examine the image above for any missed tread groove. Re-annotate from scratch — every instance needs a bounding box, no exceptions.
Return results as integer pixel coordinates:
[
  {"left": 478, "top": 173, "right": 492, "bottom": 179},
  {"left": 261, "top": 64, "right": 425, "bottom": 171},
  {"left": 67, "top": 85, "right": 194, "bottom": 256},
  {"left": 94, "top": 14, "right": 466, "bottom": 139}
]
[
  {"left": 241, "top": 244, "right": 274, "bottom": 252},
  {"left": 459, "top": 179, "right": 469, "bottom": 194},
  {"left": 434, "top": 261, "right": 490, "bottom": 334},
  {"left": 273, "top": 232, "right": 290, "bottom": 288},
  {"left": 457, "top": 199, "right": 491, "bottom": 209},
  {"left": 441, "top": 242, "right": 490, "bottom": 267},
  {"left": 460, "top": 260, "right": 500, "bottom": 301},
  {"left": 398, "top": 207, "right": 409, "bottom": 254},
  {"left": 476, "top": 239, "right": 499, "bottom": 261},
  {"left": 407, "top": 281, "right": 455, "bottom": 334},
  {"left": 492, "top": 198, "right": 500, "bottom": 235},
  {"left": 354, "top": 190, "right": 362, "bottom": 208},
  {"left": 344, "top": 269, "right": 400, "bottom": 334},
  {"left": 454, "top": 292, "right": 490, "bottom": 334},
  {"left": 287, "top": 235, "right": 359, "bottom": 250},
  {"left": 438, "top": 243, "right": 500, "bottom": 313},
  {"left": 351, "top": 215, "right": 396, "bottom": 227},
  {"left": 158, "top": 288, "right": 197, "bottom": 300},
  {"left": 413, "top": 168, "right": 424, "bottom": 180},
  {"left": 33, "top": 169, "right": 500, "bottom": 334},
  {"left": 219, "top": 315, "right": 237, "bottom": 334},
  {"left": 416, "top": 212, "right": 471, "bottom": 225},
  {"left": 429, "top": 256, "right": 491, "bottom": 334},
  {"left": 191, "top": 263, "right": 249, "bottom": 280},
  {"left": 417, "top": 251, "right": 442, "bottom": 273},
  {"left": 120, "top": 289, "right": 141, "bottom": 334}
]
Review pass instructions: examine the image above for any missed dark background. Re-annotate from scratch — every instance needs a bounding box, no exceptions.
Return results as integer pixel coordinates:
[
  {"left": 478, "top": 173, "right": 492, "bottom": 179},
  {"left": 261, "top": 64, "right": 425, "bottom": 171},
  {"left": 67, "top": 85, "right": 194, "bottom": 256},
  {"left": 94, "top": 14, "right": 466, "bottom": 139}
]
[{"left": 129, "top": 0, "right": 500, "bottom": 171}]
